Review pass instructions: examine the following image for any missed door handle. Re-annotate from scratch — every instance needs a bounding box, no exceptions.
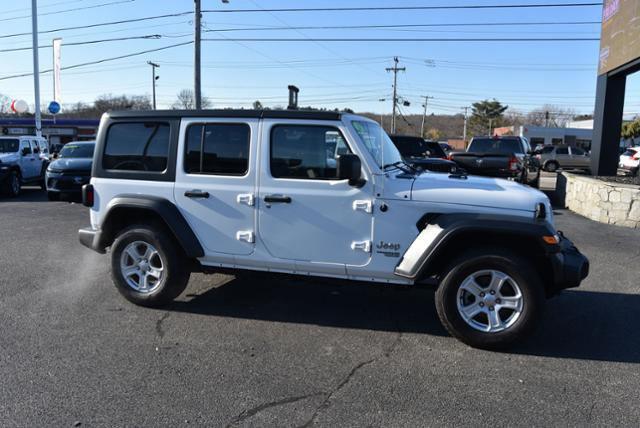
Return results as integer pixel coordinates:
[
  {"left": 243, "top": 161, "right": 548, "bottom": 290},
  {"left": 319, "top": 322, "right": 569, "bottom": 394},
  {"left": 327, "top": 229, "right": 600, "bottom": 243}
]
[
  {"left": 264, "top": 195, "right": 291, "bottom": 204},
  {"left": 184, "top": 190, "right": 210, "bottom": 199}
]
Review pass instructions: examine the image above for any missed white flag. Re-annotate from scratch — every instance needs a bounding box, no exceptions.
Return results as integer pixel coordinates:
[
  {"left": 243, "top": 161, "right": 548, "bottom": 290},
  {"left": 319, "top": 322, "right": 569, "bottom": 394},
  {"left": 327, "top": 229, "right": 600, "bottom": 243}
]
[{"left": 53, "top": 38, "right": 62, "bottom": 102}]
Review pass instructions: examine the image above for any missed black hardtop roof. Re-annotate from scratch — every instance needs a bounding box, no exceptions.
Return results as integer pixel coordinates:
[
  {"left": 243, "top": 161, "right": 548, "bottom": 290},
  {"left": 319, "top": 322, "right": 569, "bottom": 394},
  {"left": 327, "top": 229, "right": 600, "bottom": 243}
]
[{"left": 105, "top": 109, "right": 343, "bottom": 121}]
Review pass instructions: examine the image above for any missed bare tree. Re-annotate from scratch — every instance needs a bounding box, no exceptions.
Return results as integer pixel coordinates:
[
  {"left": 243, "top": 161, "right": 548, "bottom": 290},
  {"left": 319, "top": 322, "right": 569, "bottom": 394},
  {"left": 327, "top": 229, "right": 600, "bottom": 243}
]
[
  {"left": 171, "top": 89, "right": 211, "bottom": 109},
  {"left": 526, "top": 105, "right": 578, "bottom": 128}
]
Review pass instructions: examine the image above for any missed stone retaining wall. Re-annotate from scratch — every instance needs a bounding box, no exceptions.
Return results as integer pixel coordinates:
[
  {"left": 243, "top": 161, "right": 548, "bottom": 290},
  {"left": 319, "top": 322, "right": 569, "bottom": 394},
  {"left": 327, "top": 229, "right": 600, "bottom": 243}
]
[{"left": 558, "top": 172, "right": 640, "bottom": 228}]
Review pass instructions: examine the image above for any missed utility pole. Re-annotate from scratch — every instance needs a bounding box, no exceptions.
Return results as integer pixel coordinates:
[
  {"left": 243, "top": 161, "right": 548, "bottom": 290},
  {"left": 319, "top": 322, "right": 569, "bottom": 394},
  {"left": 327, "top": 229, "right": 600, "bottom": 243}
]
[
  {"left": 386, "top": 57, "right": 405, "bottom": 134},
  {"left": 420, "top": 95, "right": 433, "bottom": 138},
  {"left": 462, "top": 106, "right": 469, "bottom": 143},
  {"left": 194, "top": 0, "right": 202, "bottom": 110},
  {"left": 147, "top": 61, "right": 160, "bottom": 110},
  {"left": 31, "top": 0, "right": 42, "bottom": 137}
]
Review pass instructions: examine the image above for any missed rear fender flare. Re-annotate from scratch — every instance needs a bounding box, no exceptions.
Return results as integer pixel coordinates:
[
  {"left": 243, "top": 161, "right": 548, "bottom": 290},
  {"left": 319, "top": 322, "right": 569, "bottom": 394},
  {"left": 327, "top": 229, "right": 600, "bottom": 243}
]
[{"left": 99, "top": 195, "right": 204, "bottom": 258}]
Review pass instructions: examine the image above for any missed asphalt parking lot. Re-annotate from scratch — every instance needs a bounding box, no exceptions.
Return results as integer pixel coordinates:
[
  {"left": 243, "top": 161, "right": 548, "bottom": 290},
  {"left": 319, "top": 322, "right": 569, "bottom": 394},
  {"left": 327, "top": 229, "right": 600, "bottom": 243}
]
[{"left": 1, "top": 186, "right": 639, "bottom": 427}]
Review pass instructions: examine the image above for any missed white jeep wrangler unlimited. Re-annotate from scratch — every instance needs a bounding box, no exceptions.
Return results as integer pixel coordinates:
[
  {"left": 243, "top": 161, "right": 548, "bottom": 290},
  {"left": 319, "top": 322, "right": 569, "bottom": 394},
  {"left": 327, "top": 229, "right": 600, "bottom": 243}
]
[{"left": 79, "top": 110, "right": 588, "bottom": 349}]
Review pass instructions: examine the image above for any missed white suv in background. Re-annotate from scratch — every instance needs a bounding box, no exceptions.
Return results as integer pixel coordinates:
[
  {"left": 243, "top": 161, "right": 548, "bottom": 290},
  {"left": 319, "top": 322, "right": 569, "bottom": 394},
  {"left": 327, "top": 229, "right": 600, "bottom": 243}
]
[
  {"left": 78, "top": 110, "right": 589, "bottom": 349},
  {"left": 0, "top": 136, "right": 48, "bottom": 197},
  {"left": 619, "top": 147, "right": 640, "bottom": 176}
]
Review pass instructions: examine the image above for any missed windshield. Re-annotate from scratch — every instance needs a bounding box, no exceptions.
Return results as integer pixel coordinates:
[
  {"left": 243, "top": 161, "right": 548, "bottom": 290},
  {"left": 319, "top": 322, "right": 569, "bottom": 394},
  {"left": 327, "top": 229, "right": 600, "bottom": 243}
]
[
  {"left": 468, "top": 138, "right": 524, "bottom": 154},
  {"left": 351, "top": 120, "right": 403, "bottom": 169},
  {"left": 0, "top": 139, "right": 19, "bottom": 153},
  {"left": 59, "top": 143, "right": 95, "bottom": 158}
]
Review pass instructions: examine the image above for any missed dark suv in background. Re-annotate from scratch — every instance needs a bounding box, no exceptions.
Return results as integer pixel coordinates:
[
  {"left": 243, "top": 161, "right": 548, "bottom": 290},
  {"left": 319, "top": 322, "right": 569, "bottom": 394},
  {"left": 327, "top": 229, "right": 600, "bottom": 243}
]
[
  {"left": 46, "top": 141, "right": 95, "bottom": 201},
  {"left": 389, "top": 135, "right": 459, "bottom": 173}
]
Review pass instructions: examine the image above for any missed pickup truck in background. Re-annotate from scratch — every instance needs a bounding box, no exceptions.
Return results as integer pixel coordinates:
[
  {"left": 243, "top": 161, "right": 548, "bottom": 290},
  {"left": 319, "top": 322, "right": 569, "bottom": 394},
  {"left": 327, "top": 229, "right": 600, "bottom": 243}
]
[{"left": 449, "top": 136, "right": 541, "bottom": 188}]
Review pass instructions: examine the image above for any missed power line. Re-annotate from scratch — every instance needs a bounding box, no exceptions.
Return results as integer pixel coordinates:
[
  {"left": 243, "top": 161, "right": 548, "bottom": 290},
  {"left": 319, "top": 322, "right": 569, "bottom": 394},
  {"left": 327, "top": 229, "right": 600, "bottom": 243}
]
[
  {"left": 202, "top": 3, "right": 603, "bottom": 13},
  {"left": 0, "top": 11, "right": 192, "bottom": 40},
  {"left": 204, "top": 21, "right": 602, "bottom": 33},
  {"left": 0, "top": 34, "right": 163, "bottom": 53},
  {"left": 0, "top": 0, "right": 136, "bottom": 23},
  {"left": 202, "top": 37, "right": 600, "bottom": 42},
  {"left": 0, "top": 42, "right": 192, "bottom": 81},
  {"left": 0, "top": 18, "right": 601, "bottom": 41}
]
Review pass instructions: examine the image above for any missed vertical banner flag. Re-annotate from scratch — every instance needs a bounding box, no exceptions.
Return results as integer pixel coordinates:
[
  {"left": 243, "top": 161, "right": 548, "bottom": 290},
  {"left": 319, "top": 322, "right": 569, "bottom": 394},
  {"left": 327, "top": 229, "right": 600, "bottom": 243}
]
[{"left": 53, "top": 38, "right": 62, "bottom": 102}]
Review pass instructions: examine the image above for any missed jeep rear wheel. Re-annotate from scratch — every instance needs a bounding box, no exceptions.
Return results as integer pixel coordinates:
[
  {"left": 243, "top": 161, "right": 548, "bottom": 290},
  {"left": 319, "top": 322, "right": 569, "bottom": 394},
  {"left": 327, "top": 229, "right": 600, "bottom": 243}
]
[
  {"left": 435, "top": 248, "right": 544, "bottom": 349},
  {"left": 110, "top": 225, "right": 190, "bottom": 307},
  {"left": 4, "top": 171, "right": 21, "bottom": 197}
]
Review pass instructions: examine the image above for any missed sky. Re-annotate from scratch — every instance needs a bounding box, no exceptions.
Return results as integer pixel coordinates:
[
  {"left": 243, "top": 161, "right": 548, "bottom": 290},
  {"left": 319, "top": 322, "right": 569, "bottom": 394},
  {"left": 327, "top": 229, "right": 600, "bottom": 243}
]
[{"left": 0, "top": 0, "right": 639, "bottom": 118}]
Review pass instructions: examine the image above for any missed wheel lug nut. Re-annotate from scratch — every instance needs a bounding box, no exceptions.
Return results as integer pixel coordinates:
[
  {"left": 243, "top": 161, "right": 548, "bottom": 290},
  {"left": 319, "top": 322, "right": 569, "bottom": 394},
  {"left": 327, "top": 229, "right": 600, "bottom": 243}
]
[
  {"left": 480, "top": 292, "right": 485, "bottom": 297},
  {"left": 496, "top": 299, "right": 501, "bottom": 304},
  {"left": 490, "top": 290, "right": 496, "bottom": 295},
  {"left": 479, "top": 302, "right": 485, "bottom": 307},
  {"left": 489, "top": 306, "right": 495, "bottom": 311}
]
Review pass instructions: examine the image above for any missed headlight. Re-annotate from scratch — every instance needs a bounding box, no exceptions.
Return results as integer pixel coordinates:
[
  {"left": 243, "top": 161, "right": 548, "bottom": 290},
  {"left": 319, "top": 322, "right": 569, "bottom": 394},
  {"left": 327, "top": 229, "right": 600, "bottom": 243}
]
[{"left": 47, "top": 167, "right": 62, "bottom": 173}]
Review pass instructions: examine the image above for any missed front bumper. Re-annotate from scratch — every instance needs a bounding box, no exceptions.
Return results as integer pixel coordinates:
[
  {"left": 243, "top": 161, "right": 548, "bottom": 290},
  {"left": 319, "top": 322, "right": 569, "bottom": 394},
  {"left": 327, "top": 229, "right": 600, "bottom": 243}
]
[
  {"left": 46, "top": 172, "right": 90, "bottom": 193},
  {"left": 78, "top": 227, "right": 106, "bottom": 254},
  {"left": 549, "top": 233, "right": 589, "bottom": 293}
]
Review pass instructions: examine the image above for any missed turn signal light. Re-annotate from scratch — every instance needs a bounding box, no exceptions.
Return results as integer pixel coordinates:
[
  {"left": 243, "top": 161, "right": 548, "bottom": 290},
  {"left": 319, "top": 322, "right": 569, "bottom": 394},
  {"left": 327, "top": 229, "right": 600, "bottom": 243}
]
[{"left": 542, "top": 235, "right": 560, "bottom": 245}]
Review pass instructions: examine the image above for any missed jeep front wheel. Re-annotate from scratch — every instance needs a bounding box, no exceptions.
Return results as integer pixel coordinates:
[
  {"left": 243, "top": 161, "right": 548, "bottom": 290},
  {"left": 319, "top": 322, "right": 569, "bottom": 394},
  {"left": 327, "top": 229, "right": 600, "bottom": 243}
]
[
  {"left": 110, "top": 225, "right": 190, "bottom": 307},
  {"left": 435, "top": 248, "right": 544, "bottom": 349}
]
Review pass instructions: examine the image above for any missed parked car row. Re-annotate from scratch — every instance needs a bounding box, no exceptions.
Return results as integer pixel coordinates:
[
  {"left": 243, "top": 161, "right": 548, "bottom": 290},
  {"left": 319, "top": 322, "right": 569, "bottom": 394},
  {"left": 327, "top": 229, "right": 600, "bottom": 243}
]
[{"left": 0, "top": 136, "right": 95, "bottom": 200}]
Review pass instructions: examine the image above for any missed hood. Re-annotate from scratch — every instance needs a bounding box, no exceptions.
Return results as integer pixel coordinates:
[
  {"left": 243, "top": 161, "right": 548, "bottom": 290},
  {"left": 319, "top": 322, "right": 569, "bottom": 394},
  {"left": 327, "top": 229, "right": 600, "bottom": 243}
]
[
  {"left": 49, "top": 158, "right": 93, "bottom": 172},
  {"left": 0, "top": 153, "right": 19, "bottom": 164},
  {"left": 409, "top": 172, "right": 549, "bottom": 213}
]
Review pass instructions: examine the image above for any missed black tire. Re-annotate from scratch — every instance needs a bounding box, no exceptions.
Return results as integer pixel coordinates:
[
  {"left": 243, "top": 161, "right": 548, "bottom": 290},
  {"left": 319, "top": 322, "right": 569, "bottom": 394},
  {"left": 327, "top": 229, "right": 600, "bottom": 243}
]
[
  {"left": 3, "top": 171, "right": 21, "bottom": 197},
  {"left": 544, "top": 161, "right": 559, "bottom": 173},
  {"left": 435, "top": 248, "right": 545, "bottom": 350},
  {"left": 39, "top": 165, "right": 47, "bottom": 190},
  {"left": 529, "top": 173, "right": 540, "bottom": 189},
  {"left": 47, "top": 192, "right": 59, "bottom": 201},
  {"left": 110, "top": 225, "right": 190, "bottom": 307}
]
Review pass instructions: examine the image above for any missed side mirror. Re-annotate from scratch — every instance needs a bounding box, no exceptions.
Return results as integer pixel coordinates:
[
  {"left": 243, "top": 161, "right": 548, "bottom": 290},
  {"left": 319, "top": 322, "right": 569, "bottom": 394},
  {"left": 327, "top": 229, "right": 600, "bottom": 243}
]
[
  {"left": 21, "top": 148, "right": 30, "bottom": 156},
  {"left": 337, "top": 154, "right": 365, "bottom": 187},
  {"left": 33, "top": 147, "right": 39, "bottom": 154}
]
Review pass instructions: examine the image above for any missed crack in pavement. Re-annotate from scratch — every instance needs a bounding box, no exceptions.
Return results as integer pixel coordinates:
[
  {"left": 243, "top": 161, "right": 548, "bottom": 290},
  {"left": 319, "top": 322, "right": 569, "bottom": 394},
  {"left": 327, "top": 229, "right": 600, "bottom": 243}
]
[
  {"left": 299, "top": 359, "right": 376, "bottom": 428},
  {"left": 225, "top": 392, "right": 324, "bottom": 428},
  {"left": 155, "top": 312, "right": 171, "bottom": 340},
  {"left": 300, "top": 294, "right": 404, "bottom": 427}
]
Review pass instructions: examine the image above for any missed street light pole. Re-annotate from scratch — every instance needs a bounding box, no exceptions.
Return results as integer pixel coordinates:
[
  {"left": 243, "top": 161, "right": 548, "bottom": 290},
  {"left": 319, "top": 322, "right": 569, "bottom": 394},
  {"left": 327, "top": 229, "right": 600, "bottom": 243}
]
[
  {"left": 31, "top": 0, "right": 42, "bottom": 137},
  {"left": 194, "top": 0, "right": 202, "bottom": 110},
  {"left": 420, "top": 95, "right": 433, "bottom": 138},
  {"left": 462, "top": 106, "right": 469, "bottom": 143},
  {"left": 148, "top": 61, "right": 159, "bottom": 110}
]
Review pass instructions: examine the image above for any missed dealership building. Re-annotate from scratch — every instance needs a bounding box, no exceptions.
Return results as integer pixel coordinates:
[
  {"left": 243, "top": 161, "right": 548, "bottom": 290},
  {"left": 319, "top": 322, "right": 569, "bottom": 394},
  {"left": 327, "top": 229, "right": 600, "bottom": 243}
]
[{"left": 0, "top": 117, "right": 99, "bottom": 147}]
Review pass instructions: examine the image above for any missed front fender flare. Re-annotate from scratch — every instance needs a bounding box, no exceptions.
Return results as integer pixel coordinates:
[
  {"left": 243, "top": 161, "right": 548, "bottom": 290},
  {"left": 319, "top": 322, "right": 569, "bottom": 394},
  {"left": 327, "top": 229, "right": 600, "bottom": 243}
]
[{"left": 394, "top": 213, "right": 556, "bottom": 280}]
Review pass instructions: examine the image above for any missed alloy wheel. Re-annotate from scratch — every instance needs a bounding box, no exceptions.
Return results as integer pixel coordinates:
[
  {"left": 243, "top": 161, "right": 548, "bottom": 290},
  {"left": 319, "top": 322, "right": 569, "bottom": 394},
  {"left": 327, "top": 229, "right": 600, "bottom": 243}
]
[
  {"left": 456, "top": 269, "right": 524, "bottom": 333},
  {"left": 119, "top": 241, "right": 165, "bottom": 293}
]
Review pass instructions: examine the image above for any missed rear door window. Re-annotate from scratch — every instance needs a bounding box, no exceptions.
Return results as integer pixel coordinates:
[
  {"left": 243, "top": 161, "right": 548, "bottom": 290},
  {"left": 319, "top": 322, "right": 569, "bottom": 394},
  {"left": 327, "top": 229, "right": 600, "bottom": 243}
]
[
  {"left": 0, "top": 139, "right": 19, "bottom": 153},
  {"left": 556, "top": 147, "right": 569, "bottom": 155},
  {"left": 184, "top": 123, "right": 250, "bottom": 175},
  {"left": 103, "top": 122, "right": 170, "bottom": 171}
]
